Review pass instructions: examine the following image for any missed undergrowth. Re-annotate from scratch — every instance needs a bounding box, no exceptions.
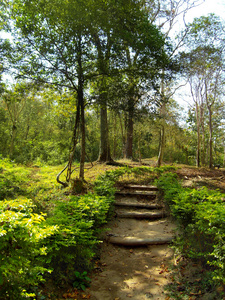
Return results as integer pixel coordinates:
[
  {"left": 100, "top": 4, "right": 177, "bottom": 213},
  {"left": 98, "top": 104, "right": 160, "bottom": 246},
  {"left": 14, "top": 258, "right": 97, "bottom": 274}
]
[
  {"left": 0, "top": 160, "right": 175, "bottom": 299},
  {"left": 156, "top": 172, "right": 225, "bottom": 298}
]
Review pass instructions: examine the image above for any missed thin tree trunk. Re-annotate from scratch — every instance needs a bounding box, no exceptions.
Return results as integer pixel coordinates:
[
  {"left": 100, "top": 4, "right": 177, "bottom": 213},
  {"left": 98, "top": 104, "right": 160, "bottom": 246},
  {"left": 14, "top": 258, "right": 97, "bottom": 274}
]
[
  {"left": 10, "top": 124, "right": 17, "bottom": 158},
  {"left": 200, "top": 102, "right": 205, "bottom": 166},
  {"left": 119, "top": 113, "right": 126, "bottom": 158},
  {"left": 157, "top": 123, "right": 165, "bottom": 167},
  {"left": 125, "top": 108, "right": 134, "bottom": 160},
  {"left": 157, "top": 70, "right": 166, "bottom": 167},
  {"left": 157, "top": 101, "right": 166, "bottom": 167},
  {"left": 208, "top": 107, "right": 213, "bottom": 169},
  {"left": 196, "top": 102, "right": 201, "bottom": 167}
]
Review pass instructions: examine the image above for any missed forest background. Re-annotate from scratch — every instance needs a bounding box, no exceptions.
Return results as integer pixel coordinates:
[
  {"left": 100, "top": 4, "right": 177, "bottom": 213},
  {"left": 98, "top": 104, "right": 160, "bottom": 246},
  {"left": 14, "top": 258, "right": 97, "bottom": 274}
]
[{"left": 0, "top": 0, "right": 225, "bottom": 177}]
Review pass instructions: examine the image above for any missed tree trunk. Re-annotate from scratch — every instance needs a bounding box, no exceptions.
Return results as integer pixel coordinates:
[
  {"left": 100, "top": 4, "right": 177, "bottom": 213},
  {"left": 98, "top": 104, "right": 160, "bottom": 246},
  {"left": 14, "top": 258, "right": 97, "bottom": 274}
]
[
  {"left": 119, "top": 113, "right": 126, "bottom": 158},
  {"left": 208, "top": 107, "right": 213, "bottom": 169},
  {"left": 157, "top": 101, "right": 166, "bottom": 167},
  {"left": 98, "top": 102, "right": 112, "bottom": 162},
  {"left": 157, "top": 124, "right": 165, "bottom": 167},
  {"left": 125, "top": 109, "right": 134, "bottom": 160},
  {"left": 195, "top": 102, "right": 201, "bottom": 167},
  {"left": 113, "top": 112, "right": 117, "bottom": 158},
  {"left": 200, "top": 102, "right": 206, "bottom": 166},
  {"left": 10, "top": 124, "right": 17, "bottom": 158},
  {"left": 157, "top": 71, "right": 166, "bottom": 167},
  {"left": 77, "top": 36, "right": 85, "bottom": 180},
  {"left": 79, "top": 85, "right": 85, "bottom": 180}
]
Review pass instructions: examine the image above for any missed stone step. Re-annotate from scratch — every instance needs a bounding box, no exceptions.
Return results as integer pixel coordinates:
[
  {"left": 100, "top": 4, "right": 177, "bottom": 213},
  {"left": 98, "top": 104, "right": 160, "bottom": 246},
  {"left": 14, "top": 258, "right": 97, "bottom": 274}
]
[
  {"left": 115, "top": 190, "right": 157, "bottom": 198},
  {"left": 116, "top": 211, "right": 166, "bottom": 219},
  {"left": 108, "top": 236, "right": 173, "bottom": 246},
  {"left": 115, "top": 202, "right": 163, "bottom": 210},
  {"left": 123, "top": 185, "right": 158, "bottom": 191}
]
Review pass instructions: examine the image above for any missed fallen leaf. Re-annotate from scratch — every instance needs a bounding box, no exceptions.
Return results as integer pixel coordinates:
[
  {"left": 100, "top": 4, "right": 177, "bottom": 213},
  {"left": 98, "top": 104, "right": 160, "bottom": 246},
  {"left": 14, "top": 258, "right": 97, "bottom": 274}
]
[{"left": 82, "top": 294, "right": 91, "bottom": 299}]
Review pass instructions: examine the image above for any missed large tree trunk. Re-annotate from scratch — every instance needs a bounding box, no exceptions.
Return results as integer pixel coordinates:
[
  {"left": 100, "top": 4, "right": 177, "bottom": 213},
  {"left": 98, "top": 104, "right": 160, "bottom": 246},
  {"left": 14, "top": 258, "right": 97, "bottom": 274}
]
[
  {"left": 98, "top": 102, "right": 112, "bottom": 162},
  {"left": 79, "top": 84, "right": 85, "bottom": 180},
  {"left": 112, "top": 112, "right": 117, "bottom": 158},
  {"left": 77, "top": 37, "right": 85, "bottom": 180}
]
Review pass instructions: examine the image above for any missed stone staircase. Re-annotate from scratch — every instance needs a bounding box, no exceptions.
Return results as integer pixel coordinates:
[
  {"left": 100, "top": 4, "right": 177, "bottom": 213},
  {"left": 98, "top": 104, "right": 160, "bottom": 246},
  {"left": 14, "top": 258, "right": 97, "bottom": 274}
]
[{"left": 107, "top": 184, "right": 174, "bottom": 247}]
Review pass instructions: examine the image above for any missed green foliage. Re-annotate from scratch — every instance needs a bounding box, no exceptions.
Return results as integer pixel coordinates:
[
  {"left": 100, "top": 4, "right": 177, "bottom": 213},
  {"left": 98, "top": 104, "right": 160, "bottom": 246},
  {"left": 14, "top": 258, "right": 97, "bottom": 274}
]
[
  {"left": 94, "top": 166, "right": 177, "bottom": 195},
  {"left": 156, "top": 173, "right": 225, "bottom": 287},
  {"left": 0, "top": 158, "right": 31, "bottom": 200},
  {"left": 43, "top": 190, "right": 115, "bottom": 284},
  {"left": 73, "top": 271, "right": 91, "bottom": 291},
  {"left": 0, "top": 198, "right": 58, "bottom": 299}
]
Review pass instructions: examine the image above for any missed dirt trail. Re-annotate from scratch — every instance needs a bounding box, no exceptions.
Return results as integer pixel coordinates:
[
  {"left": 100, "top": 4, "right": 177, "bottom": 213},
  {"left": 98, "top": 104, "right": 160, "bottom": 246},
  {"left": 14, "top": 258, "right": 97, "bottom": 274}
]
[{"left": 80, "top": 186, "right": 177, "bottom": 300}]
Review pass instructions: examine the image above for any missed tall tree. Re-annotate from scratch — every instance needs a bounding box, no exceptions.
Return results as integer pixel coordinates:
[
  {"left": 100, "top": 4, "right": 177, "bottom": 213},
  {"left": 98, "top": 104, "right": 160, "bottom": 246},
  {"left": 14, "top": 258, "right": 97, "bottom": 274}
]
[
  {"left": 7, "top": 0, "right": 95, "bottom": 183},
  {"left": 89, "top": 0, "right": 168, "bottom": 162},
  {"left": 182, "top": 14, "right": 225, "bottom": 167},
  {"left": 144, "top": 0, "right": 203, "bottom": 167}
]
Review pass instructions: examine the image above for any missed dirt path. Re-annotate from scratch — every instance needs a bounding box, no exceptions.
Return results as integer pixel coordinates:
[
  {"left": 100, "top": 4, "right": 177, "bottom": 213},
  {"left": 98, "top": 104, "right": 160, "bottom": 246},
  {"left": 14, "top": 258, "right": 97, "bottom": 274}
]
[{"left": 79, "top": 186, "right": 177, "bottom": 300}]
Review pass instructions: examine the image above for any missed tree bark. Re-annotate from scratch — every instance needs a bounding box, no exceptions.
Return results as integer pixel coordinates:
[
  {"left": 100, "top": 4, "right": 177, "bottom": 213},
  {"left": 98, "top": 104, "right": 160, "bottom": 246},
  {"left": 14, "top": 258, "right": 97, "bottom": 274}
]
[
  {"left": 9, "top": 123, "right": 17, "bottom": 158},
  {"left": 125, "top": 107, "right": 134, "bottom": 160},
  {"left": 196, "top": 102, "right": 201, "bottom": 167},
  {"left": 157, "top": 101, "right": 166, "bottom": 167},
  {"left": 200, "top": 101, "right": 206, "bottom": 166},
  {"left": 208, "top": 107, "right": 213, "bottom": 169},
  {"left": 98, "top": 102, "right": 112, "bottom": 162},
  {"left": 79, "top": 83, "right": 85, "bottom": 180},
  {"left": 77, "top": 36, "right": 85, "bottom": 180}
]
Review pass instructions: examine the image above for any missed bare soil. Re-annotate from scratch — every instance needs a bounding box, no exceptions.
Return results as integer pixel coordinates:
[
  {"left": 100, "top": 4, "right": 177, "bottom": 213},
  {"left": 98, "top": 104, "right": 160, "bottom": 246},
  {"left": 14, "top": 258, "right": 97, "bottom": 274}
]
[{"left": 87, "top": 220, "right": 176, "bottom": 300}]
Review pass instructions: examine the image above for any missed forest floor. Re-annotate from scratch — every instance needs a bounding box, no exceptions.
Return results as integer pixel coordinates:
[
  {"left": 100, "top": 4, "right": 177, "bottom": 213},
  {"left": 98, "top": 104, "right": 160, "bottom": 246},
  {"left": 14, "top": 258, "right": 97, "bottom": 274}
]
[{"left": 64, "top": 163, "right": 225, "bottom": 300}]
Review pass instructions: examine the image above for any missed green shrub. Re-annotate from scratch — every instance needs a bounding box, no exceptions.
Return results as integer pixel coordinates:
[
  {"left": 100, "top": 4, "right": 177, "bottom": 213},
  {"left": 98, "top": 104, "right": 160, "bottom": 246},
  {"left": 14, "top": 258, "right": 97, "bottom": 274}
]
[
  {"left": 44, "top": 192, "right": 115, "bottom": 284},
  {"left": 156, "top": 173, "right": 225, "bottom": 286},
  {"left": 73, "top": 271, "right": 91, "bottom": 291},
  {"left": 0, "top": 159, "right": 31, "bottom": 200},
  {"left": 0, "top": 198, "right": 58, "bottom": 299}
]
